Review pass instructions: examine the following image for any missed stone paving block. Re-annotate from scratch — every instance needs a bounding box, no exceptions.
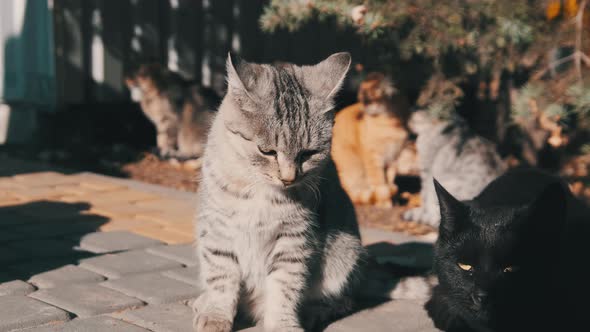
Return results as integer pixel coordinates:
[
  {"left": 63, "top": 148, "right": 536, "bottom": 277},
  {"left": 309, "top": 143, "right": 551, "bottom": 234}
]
[
  {"left": 6, "top": 259, "right": 80, "bottom": 281},
  {"left": 98, "top": 218, "right": 156, "bottom": 232},
  {"left": 79, "top": 250, "right": 182, "bottom": 278},
  {"left": 146, "top": 244, "right": 197, "bottom": 266},
  {"left": 102, "top": 272, "right": 201, "bottom": 304},
  {"left": 28, "top": 265, "right": 106, "bottom": 289},
  {"left": 113, "top": 302, "right": 194, "bottom": 332},
  {"left": 0, "top": 280, "right": 35, "bottom": 296},
  {"left": 29, "top": 284, "right": 145, "bottom": 318},
  {"left": 162, "top": 266, "right": 200, "bottom": 287},
  {"left": 77, "top": 231, "right": 164, "bottom": 253},
  {"left": 7, "top": 238, "right": 89, "bottom": 259},
  {"left": 13, "top": 217, "right": 109, "bottom": 240},
  {"left": 13, "top": 172, "right": 78, "bottom": 187},
  {"left": 20, "top": 316, "right": 150, "bottom": 332},
  {"left": 136, "top": 212, "right": 194, "bottom": 225},
  {"left": 0, "top": 198, "right": 23, "bottom": 208},
  {"left": 134, "top": 199, "right": 195, "bottom": 212},
  {"left": 85, "top": 190, "right": 162, "bottom": 204},
  {"left": 50, "top": 184, "right": 99, "bottom": 196},
  {"left": 0, "top": 178, "right": 26, "bottom": 190},
  {"left": 16, "top": 201, "right": 93, "bottom": 219},
  {"left": 131, "top": 224, "right": 194, "bottom": 244},
  {"left": 324, "top": 300, "right": 439, "bottom": 332},
  {"left": 0, "top": 295, "right": 70, "bottom": 331},
  {"left": 89, "top": 204, "right": 159, "bottom": 219},
  {"left": 10, "top": 187, "right": 66, "bottom": 201},
  {"left": 0, "top": 212, "right": 41, "bottom": 228},
  {"left": 0, "top": 229, "right": 26, "bottom": 242},
  {"left": 0, "top": 248, "right": 27, "bottom": 264},
  {"left": 78, "top": 179, "right": 126, "bottom": 191}
]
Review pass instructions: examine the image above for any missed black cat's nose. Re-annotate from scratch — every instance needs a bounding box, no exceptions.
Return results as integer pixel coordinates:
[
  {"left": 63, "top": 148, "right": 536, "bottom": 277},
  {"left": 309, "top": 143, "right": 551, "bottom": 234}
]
[{"left": 471, "top": 290, "right": 487, "bottom": 305}]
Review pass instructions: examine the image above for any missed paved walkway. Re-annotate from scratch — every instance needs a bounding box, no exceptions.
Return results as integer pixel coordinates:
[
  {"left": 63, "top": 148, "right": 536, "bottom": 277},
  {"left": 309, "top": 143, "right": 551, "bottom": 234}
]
[{"left": 0, "top": 157, "right": 438, "bottom": 331}]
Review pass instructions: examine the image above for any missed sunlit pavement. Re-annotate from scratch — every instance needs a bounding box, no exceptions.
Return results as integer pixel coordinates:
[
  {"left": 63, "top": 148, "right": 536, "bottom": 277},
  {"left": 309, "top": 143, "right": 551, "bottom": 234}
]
[{"left": 0, "top": 156, "right": 438, "bottom": 331}]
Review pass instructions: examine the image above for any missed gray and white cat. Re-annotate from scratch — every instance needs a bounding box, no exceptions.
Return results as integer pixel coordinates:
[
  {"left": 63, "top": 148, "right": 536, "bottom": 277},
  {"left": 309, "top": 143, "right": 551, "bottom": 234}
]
[
  {"left": 193, "top": 53, "right": 365, "bottom": 332},
  {"left": 403, "top": 111, "right": 506, "bottom": 228}
]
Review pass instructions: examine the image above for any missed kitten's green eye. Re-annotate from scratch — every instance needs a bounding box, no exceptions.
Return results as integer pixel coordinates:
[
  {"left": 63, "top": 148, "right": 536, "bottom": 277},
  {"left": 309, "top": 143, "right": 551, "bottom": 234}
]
[
  {"left": 458, "top": 263, "right": 473, "bottom": 271},
  {"left": 258, "top": 146, "right": 277, "bottom": 157},
  {"left": 503, "top": 266, "right": 518, "bottom": 273}
]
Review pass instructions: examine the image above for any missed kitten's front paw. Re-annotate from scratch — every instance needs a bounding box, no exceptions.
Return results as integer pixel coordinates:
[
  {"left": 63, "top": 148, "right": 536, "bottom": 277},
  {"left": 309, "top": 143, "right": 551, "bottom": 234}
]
[{"left": 193, "top": 314, "right": 232, "bottom": 332}]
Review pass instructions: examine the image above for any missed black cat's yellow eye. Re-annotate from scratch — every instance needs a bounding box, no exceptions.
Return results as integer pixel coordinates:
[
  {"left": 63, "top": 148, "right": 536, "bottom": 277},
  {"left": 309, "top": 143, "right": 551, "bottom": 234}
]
[
  {"left": 503, "top": 266, "right": 518, "bottom": 273},
  {"left": 258, "top": 146, "right": 277, "bottom": 156},
  {"left": 457, "top": 263, "right": 473, "bottom": 271}
]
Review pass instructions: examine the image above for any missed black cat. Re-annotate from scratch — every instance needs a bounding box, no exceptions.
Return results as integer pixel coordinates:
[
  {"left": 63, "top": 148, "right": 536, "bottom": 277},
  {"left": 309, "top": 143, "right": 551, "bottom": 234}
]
[{"left": 425, "top": 168, "right": 590, "bottom": 332}]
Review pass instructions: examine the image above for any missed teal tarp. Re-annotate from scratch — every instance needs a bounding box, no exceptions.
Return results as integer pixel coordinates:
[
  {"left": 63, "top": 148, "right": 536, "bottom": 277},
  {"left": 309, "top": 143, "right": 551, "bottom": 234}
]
[{"left": 0, "top": 0, "right": 55, "bottom": 107}]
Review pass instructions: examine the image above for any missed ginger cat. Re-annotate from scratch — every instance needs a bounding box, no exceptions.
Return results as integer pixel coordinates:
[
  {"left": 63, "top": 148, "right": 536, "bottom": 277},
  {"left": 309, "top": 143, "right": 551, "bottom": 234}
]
[{"left": 332, "top": 72, "right": 410, "bottom": 208}]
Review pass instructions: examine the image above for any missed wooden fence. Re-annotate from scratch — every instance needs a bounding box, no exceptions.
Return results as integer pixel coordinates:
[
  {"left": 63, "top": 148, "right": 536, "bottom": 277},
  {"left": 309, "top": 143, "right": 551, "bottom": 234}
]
[{"left": 52, "top": 0, "right": 364, "bottom": 107}]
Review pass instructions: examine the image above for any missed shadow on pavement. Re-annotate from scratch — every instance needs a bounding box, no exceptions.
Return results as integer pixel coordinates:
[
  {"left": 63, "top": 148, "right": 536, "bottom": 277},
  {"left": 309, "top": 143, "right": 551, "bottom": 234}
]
[{"left": 0, "top": 200, "right": 108, "bottom": 283}]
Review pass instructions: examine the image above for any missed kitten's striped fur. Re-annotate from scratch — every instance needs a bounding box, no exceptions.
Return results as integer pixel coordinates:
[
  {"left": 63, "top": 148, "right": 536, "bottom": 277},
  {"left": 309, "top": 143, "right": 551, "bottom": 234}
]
[{"left": 193, "top": 53, "right": 365, "bottom": 332}]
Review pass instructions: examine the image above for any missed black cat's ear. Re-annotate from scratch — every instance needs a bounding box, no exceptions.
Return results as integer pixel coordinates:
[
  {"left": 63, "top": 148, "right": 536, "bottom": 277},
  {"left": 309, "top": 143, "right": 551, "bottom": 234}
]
[
  {"left": 434, "top": 179, "right": 467, "bottom": 237},
  {"left": 528, "top": 182, "right": 568, "bottom": 235}
]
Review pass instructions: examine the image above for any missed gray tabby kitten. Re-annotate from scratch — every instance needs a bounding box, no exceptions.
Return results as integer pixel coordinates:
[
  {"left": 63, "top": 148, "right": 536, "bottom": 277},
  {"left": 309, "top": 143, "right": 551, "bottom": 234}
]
[
  {"left": 193, "top": 53, "right": 365, "bottom": 332},
  {"left": 403, "top": 110, "right": 506, "bottom": 228}
]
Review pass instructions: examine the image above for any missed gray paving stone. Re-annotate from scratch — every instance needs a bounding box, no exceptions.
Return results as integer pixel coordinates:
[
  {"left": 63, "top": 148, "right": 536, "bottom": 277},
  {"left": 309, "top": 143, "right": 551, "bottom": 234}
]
[
  {"left": 102, "top": 272, "right": 202, "bottom": 304},
  {"left": 78, "top": 231, "right": 164, "bottom": 254},
  {"left": 0, "top": 229, "right": 26, "bottom": 242},
  {"left": 28, "top": 264, "right": 106, "bottom": 289},
  {"left": 14, "top": 216, "right": 109, "bottom": 239},
  {"left": 0, "top": 249, "right": 27, "bottom": 264},
  {"left": 19, "top": 316, "right": 150, "bottom": 332},
  {"left": 146, "top": 243, "right": 197, "bottom": 266},
  {"left": 6, "top": 259, "right": 78, "bottom": 281},
  {"left": 162, "top": 266, "right": 200, "bottom": 287},
  {"left": 113, "top": 302, "right": 194, "bottom": 332},
  {"left": 79, "top": 250, "right": 183, "bottom": 279},
  {"left": 0, "top": 295, "right": 70, "bottom": 332},
  {"left": 29, "top": 284, "right": 144, "bottom": 318},
  {"left": 324, "top": 300, "right": 439, "bottom": 332},
  {"left": 0, "top": 280, "right": 35, "bottom": 296},
  {"left": 6, "top": 238, "right": 89, "bottom": 259}
]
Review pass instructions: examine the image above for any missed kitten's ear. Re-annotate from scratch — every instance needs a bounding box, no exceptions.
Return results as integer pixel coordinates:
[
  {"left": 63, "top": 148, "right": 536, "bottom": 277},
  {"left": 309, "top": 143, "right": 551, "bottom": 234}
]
[
  {"left": 303, "top": 52, "right": 351, "bottom": 100},
  {"left": 434, "top": 179, "right": 466, "bottom": 236},
  {"left": 226, "top": 53, "right": 267, "bottom": 105}
]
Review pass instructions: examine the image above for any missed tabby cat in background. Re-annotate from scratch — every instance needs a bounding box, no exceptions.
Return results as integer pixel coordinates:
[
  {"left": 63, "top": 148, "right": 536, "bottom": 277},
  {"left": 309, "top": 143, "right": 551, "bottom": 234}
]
[
  {"left": 124, "top": 63, "right": 219, "bottom": 159},
  {"left": 403, "top": 111, "right": 505, "bottom": 227},
  {"left": 426, "top": 168, "right": 590, "bottom": 331},
  {"left": 193, "top": 53, "right": 365, "bottom": 332},
  {"left": 332, "top": 72, "right": 410, "bottom": 208}
]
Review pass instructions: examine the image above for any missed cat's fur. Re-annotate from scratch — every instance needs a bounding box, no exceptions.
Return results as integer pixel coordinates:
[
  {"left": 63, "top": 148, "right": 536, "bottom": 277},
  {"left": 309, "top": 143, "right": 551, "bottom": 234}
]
[
  {"left": 124, "top": 63, "right": 218, "bottom": 158},
  {"left": 193, "top": 53, "right": 365, "bottom": 332},
  {"left": 426, "top": 168, "right": 590, "bottom": 331},
  {"left": 403, "top": 111, "right": 505, "bottom": 227},
  {"left": 332, "top": 73, "right": 410, "bottom": 208}
]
